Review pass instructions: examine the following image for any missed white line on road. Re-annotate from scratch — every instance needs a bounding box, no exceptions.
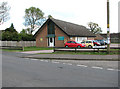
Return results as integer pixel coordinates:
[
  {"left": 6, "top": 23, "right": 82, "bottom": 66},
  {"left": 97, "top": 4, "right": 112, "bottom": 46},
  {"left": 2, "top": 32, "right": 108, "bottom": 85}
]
[
  {"left": 91, "top": 66, "right": 103, "bottom": 69},
  {"left": 30, "top": 59, "right": 120, "bottom": 72},
  {"left": 30, "top": 59, "right": 38, "bottom": 61},
  {"left": 107, "top": 68, "right": 119, "bottom": 71},
  {"left": 40, "top": 60, "right": 44, "bottom": 61},
  {"left": 63, "top": 63, "right": 66, "bottom": 64},
  {"left": 77, "top": 64, "right": 88, "bottom": 67},
  {"left": 52, "top": 61, "right": 60, "bottom": 64},
  {"left": 44, "top": 60, "right": 49, "bottom": 62},
  {"left": 67, "top": 63, "right": 72, "bottom": 65}
]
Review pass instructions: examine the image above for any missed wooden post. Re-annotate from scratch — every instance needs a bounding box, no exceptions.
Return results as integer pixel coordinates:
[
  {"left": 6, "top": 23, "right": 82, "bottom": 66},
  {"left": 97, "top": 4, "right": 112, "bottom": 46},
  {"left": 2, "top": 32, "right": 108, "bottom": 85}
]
[
  {"left": 22, "top": 41, "right": 24, "bottom": 51},
  {"left": 107, "top": 0, "right": 110, "bottom": 54},
  {"left": 98, "top": 48, "right": 100, "bottom": 53},
  {"left": 75, "top": 47, "right": 77, "bottom": 53},
  {"left": 53, "top": 47, "right": 55, "bottom": 52}
]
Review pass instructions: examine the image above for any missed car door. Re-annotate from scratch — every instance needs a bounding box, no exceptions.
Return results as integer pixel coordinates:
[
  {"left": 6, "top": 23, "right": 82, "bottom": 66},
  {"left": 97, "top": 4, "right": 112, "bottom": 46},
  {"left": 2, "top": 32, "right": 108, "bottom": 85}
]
[
  {"left": 67, "top": 41, "right": 72, "bottom": 47},
  {"left": 71, "top": 41, "right": 76, "bottom": 47},
  {"left": 81, "top": 41, "right": 85, "bottom": 46},
  {"left": 85, "top": 41, "right": 89, "bottom": 47}
]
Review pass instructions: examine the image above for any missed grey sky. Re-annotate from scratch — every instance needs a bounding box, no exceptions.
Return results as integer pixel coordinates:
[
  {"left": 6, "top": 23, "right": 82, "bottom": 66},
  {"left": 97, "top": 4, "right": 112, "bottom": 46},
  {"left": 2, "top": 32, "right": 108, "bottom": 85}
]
[{"left": 0, "top": 0, "right": 119, "bottom": 34}]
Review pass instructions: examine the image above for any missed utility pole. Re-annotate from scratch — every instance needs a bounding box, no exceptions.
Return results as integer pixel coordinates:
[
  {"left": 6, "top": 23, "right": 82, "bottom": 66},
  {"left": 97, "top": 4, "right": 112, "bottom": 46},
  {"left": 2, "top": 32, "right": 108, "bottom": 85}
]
[{"left": 107, "top": 0, "right": 110, "bottom": 54}]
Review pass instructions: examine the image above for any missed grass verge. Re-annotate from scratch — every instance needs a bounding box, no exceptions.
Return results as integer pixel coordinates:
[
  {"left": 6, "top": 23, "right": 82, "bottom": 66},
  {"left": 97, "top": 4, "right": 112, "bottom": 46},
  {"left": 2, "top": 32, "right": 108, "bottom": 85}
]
[
  {"left": 2, "top": 46, "right": 54, "bottom": 52},
  {"left": 38, "top": 51, "right": 119, "bottom": 55}
]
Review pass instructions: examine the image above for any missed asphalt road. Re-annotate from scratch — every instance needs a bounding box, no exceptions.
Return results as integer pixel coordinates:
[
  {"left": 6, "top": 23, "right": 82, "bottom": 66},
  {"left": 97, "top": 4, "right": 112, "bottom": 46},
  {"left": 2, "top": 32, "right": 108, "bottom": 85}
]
[{"left": 2, "top": 51, "right": 119, "bottom": 87}]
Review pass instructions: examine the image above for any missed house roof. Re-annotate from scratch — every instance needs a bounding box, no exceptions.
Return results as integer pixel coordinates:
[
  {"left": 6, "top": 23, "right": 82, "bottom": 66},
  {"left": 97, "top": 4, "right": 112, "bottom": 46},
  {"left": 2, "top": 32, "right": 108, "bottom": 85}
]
[
  {"left": 34, "top": 18, "right": 95, "bottom": 37},
  {"left": 100, "top": 33, "right": 120, "bottom": 39}
]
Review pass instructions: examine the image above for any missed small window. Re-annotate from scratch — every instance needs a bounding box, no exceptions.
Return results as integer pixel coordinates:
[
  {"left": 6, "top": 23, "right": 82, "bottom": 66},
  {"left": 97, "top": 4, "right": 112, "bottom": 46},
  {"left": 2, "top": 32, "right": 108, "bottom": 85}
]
[
  {"left": 81, "top": 41, "right": 85, "bottom": 43},
  {"left": 67, "top": 41, "right": 71, "bottom": 43},
  {"left": 88, "top": 41, "right": 92, "bottom": 43},
  {"left": 71, "top": 41, "right": 76, "bottom": 43}
]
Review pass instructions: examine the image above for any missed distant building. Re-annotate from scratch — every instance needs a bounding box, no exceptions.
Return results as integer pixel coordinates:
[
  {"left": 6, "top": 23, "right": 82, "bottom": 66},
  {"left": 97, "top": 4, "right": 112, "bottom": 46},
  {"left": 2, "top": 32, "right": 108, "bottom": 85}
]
[
  {"left": 100, "top": 33, "right": 120, "bottom": 43},
  {"left": 34, "top": 18, "right": 95, "bottom": 47}
]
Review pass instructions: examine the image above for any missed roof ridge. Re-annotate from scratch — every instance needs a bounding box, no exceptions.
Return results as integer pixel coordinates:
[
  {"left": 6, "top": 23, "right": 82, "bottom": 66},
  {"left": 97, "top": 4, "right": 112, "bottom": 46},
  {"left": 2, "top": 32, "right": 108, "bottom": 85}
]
[{"left": 50, "top": 18, "right": 86, "bottom": 28}]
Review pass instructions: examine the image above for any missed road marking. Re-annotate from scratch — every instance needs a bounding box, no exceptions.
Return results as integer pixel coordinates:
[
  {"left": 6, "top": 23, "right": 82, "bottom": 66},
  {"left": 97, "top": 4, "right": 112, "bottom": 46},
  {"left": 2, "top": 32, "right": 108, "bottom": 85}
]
[
  {"left": 107, "top": 68, "right": 119, "bottom": 71},
  {"left": 52, "top": 61, "right": 60, "bottom": 64},
  {"left": 40, "top": 60, "right": 44, "bottom": 61},
  {"left": 67, "top": 63, "right": 72, "bottom": 65},
  {"left": 91, "top": 66, "right": 103, "bottom": 69},
  {"left": 29, "top": 59, "right": 120, "bottom": 72},
  {"left": 77, "top": 64, "right": 88, "bottom": 67},
  {"left": 25, "top": 58, "right": 29, "bottom": 59},
  {"left": 31, "top": 59, "right": 38, "bottom": 61},
  {"left": 63, "top": 63, "right": 67, "bottom": 64},
  {"left": 44, "top": 60, "right": 49, "bottom": 62}
]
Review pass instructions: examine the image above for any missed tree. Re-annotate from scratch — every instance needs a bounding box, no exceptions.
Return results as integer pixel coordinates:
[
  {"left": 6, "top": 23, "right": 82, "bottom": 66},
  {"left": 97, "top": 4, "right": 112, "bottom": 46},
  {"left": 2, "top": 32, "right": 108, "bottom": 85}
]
[
  {"left": 88, "top": 22, "right": 102, "bottom": 34},
  {"left": 5, "top": 23, "right": 17, "bottom": 32},
  {"left": 18, "top": 29, "right": 35, "bottom": 41},
  {"left": 0, "top": 2, "right": 10, "bottom": 25},
  {"left": 48, "top": 15, "right": 53, "bottom": 18},
  {"left": 24, "top": 7, "right": 45, "bottom": 34},
  {"left": 2, "top": 23, "right": 19, "bottom": 41}
]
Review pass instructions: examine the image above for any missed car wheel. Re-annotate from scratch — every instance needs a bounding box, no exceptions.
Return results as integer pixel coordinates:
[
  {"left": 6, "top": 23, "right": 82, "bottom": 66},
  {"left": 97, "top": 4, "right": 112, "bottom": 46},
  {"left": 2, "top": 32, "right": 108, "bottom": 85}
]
[
  {"left": 77, "top": 46, "right": 81, "bottom": 48},
  {"left": 88, "top": 45, "right": 92, "bottom": 48},
  {"left": 94, "top": 44, "right": 97, "bottom": 46},
  {"left": 65, "top": 45, "right": 68, "bottom": 47}
]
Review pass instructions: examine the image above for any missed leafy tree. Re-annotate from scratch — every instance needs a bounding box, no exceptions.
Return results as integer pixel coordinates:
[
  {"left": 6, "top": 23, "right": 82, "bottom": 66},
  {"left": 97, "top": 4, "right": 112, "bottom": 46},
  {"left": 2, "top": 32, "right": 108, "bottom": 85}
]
[
  {"left": 48, "top": 15, "right": 53, "bottom": 18},
  {"left": 24, "top": 7, "right": 45, "bottom": 34},
  {"left": 20, "top": 29, "right": 27, "bottom": 34},
  {"left": 0, "top": 2, "right": 10, "bottom": 25},
  {"left": 2, "top": 31, "right": 19, "bottom": 41},
  {"left": 88, "top": 22, "right": 102, "bottom": 34},
  {"left": 2, "top": 23, "right": 19, "bottom": 41},
  {"left": 5, "top": 23, "right": 17, "bottom": 32},
  {"left": 19, "top": 29, "right": 35, "bottom": 41}
]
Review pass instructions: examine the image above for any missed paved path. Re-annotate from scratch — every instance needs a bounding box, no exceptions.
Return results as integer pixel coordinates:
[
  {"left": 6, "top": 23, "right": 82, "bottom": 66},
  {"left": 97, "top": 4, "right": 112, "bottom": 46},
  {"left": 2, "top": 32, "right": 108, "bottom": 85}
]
[{"left": 20, "top": 50, "right": 54, "bottom": 54}]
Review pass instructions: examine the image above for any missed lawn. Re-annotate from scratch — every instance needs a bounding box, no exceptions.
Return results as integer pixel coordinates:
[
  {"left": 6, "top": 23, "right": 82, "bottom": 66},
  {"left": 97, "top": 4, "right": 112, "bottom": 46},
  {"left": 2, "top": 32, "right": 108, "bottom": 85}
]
[
  {"left": 2, "top": 46, "right": 119, "bottom": 55},
  {"left": 2, "top": 46, "right": 54, "bottom": 52},
  {"left": 39, "top": 51, "right": 119, "bottom": 55},
  {"left": 24, "top": 46, "right": 53, "bottom": 51}
]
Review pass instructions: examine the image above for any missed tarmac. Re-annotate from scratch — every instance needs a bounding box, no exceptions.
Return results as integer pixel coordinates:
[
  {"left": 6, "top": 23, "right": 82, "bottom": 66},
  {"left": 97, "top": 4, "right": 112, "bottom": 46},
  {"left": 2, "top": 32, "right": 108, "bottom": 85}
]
[
  {"left": 20, "top": 50, "right": 119, "bottom": 69},
  {"left": 21, "top": 51, "right": 119, "bottom": 61}
]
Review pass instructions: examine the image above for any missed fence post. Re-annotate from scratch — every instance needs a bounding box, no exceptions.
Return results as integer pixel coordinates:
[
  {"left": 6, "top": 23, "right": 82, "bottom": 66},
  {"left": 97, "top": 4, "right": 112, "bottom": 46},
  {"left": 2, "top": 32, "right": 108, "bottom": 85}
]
[
  {"left": 75, "top": 47, "right": 77, "bottom": 53},
  {"left": 98, "top": 48, "right": 100, "bottom": 53},
  {"left": 53, "top": 47, "right": 55, "bottom": 52},
  {"left": 22, "top": 41, "right": 24, "bottom": 51}
]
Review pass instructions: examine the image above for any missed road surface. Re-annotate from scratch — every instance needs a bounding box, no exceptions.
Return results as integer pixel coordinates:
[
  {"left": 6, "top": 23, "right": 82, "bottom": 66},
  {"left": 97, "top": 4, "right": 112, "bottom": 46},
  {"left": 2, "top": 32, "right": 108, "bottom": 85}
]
[{"left": 2, "top": 51, "right": 119, "bottom": 87}]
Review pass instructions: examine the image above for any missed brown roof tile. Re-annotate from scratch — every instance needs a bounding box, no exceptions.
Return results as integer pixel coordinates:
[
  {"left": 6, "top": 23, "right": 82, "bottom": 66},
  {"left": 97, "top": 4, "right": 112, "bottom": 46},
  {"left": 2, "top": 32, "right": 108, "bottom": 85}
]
[{"left": 34, "top": 18, "right": 96, "bottom": 37}]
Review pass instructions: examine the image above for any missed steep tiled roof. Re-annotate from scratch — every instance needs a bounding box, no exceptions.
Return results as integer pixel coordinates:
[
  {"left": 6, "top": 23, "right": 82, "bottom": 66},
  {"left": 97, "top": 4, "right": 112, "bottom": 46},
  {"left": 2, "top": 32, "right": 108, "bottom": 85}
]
[{"left": 34, "top": 18, "right": 95, "bottom": 37}]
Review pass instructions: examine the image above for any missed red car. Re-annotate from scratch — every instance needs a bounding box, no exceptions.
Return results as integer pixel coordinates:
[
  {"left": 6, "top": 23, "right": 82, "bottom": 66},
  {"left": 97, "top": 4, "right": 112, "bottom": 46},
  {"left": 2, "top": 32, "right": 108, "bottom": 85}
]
[
  {"left": 65, "top": 41, "right": 86, "bottom": 48},
  {"left": 93, "top": 40, "right": 101, "bottom": 46}
]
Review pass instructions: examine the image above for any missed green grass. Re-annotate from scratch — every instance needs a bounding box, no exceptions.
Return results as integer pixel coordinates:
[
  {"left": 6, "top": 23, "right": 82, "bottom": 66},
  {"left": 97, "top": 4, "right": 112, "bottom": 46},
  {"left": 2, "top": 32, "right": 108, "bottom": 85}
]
[
  {"left": 1, "top": 49, "right": 22, "bottom": 52},
  {"left": 39, "top": 51, "right": 119, "bottom": 55},
  {"left": 24, "top": 46, "right": 53, "bottom": 51},
  {"left": 2, "top": 46, "right": 54, "bottom": 52},
  {"left": 2, "top": 46, "right": 119, "bottom": 55}
]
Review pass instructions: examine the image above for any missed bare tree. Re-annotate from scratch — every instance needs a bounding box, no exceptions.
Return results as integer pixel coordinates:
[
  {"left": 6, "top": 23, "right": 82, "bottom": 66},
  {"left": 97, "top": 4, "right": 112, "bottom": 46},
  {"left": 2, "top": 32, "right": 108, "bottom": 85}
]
[
  {"left": 0, "top": 2, "right": 10, "bottom": 25},
  {"left": 88, "top": 22, "right": 102, "bottom": 34}
]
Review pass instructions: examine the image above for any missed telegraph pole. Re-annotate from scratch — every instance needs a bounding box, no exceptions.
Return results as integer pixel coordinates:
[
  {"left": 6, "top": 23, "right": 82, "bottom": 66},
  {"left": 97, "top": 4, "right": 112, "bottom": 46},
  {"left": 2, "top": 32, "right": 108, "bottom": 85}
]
[{"left": 107, "top": 0, "right": 110, "bottom": 54}]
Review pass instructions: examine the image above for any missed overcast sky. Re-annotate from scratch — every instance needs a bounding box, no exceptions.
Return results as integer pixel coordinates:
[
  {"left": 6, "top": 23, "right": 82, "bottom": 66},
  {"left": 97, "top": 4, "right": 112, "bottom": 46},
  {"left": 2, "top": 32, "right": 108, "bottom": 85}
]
[{"left": 0, "top": 0, "right": 120, "bottom": 34}]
